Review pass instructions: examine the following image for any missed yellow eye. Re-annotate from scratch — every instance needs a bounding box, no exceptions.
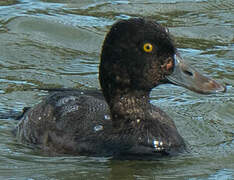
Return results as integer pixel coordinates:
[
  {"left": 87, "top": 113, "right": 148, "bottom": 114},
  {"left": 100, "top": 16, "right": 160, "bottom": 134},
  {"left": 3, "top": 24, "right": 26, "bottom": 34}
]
[{"left": 143, "top": 43, "right": 153, "bottom": 53}]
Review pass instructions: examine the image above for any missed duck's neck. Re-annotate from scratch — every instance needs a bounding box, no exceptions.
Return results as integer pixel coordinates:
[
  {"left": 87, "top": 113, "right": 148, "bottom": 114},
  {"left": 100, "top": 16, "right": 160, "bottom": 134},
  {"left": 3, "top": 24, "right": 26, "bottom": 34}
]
[{"left": 108, "top": 89, "right": 150, "bottom": 130}]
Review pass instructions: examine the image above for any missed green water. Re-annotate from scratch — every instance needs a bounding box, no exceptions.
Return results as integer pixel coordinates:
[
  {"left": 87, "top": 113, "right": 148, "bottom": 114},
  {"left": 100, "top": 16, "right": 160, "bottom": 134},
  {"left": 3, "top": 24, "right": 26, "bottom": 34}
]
[{"left": 0, "top": 0, "right": 233, "bottom": 179}]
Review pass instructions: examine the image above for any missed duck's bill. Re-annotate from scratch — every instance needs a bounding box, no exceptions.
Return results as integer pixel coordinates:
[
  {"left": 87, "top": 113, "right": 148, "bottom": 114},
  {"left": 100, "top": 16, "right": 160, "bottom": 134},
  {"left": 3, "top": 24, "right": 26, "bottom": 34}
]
[{"left": 166, "top": 53, "right": 226, "bottom": 94}]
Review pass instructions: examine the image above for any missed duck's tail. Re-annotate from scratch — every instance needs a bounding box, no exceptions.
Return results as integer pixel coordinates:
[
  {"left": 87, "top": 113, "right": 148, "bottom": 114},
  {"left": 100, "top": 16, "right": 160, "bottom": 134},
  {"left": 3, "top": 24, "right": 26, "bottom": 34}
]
[{"left": 0, "top": 107, "right": 30, "bottom": 120}]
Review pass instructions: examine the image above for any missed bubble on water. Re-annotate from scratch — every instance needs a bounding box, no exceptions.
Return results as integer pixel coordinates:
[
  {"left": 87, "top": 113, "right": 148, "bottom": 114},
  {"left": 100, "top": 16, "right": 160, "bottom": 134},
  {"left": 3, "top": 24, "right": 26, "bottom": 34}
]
[
  {"left": 94, "top": 125, "right": 103, "bottom": 132},
  {"left": 104, "top": 114, "right": 111, "bottom": 120},
  {"left": 153, "top": 140, "right": 159, "bottom": 148},
  {"left": 153, "top": 139, "right": 164, "bottom": 150}
]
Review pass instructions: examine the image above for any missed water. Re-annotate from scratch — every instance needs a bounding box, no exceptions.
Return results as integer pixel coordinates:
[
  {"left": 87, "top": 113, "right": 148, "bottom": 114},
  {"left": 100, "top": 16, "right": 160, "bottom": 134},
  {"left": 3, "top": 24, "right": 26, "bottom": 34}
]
[{"left": 0, "top": 0, "right": 233, "bottom": 179}]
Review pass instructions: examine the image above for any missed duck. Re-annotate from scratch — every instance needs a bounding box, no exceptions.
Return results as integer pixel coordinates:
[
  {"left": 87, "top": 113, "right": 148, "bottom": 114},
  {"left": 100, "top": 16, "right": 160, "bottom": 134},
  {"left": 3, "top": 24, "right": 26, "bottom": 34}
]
[{"left": 14, "top": 18, "right": 226, "bottom": 159}]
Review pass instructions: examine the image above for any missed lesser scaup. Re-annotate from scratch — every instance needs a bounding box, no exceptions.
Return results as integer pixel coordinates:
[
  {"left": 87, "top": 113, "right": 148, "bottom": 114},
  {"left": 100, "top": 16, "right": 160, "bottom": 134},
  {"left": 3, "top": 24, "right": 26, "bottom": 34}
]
[{"left": 15, "top": 18, "right": 225, "bottom": 158}]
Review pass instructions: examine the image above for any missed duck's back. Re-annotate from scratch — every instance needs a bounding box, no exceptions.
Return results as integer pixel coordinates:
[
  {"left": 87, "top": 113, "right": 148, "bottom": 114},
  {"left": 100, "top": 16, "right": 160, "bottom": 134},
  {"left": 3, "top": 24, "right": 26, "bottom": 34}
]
[{"left": 15, "top": 89, "right": 111, "bottom": 154}]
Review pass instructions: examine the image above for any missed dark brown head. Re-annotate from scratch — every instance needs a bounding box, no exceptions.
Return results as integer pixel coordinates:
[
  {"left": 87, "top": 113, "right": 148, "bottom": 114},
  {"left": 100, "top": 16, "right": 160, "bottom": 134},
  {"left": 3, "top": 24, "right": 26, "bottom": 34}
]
[{"left": 99, "top": 18, "right": 226, "bottom": 104}]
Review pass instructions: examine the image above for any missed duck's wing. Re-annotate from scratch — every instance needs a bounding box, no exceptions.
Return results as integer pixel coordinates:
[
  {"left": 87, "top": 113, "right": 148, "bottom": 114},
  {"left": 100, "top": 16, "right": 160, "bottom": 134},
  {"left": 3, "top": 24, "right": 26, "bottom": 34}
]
[
  {"left": 15, "top": 90, "right": 111, "bottom": 154},
  {"left": 14, "top": 89, "right": 105, "bottom": 121},
  {"left": 39, "top": 88, "right": 105, "bottom": 101}
]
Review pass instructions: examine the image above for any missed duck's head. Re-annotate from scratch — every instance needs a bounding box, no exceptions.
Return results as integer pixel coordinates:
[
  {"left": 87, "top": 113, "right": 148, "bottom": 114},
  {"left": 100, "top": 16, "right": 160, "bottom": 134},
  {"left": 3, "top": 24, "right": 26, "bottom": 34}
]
[{"left": 99, "top": 18, "right": 226, "bottom": 104}]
